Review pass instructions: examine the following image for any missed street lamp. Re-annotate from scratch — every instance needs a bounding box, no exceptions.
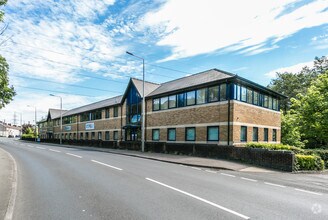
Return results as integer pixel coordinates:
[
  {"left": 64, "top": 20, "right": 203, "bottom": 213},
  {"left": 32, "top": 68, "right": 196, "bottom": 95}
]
[
  {"left": 50, "top": 94, "right": 62, "bottom": 145},
  {"left": 27, "top": 105, "right": 37, "bottom": 142},
  {"left": 126, "top": 51, "right": 145, "bottom": 152}
]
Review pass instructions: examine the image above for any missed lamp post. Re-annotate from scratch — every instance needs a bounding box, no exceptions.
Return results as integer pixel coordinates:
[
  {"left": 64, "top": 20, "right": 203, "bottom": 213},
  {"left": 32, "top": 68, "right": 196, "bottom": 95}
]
[
  {"left": 50, "top": 94, "right": 62, "bottom": 145},
  {"left": 27, "top": 105, "right": 37, "bottom": 142},
  {"left": 126, "top": 51, "right": 145, "bottom": 152}
]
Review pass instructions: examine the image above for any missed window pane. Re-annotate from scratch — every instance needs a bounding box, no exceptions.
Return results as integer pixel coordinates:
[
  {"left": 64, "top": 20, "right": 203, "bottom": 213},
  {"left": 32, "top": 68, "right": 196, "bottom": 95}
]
[
  {"left": 240, "top": 126, "right": 247, "bottom": 142},
  {"left": 98, "top": 132, "right": 102, "bottom": 140},
  {"left": 253, "top": 91, "right": 259, "bottom": 105},
  {"left": 196, "top": 88, "right": 207, "bottom": 104},
  {"left": 241, "top": 86, "right": 247, "bottom": 102},
  {"left": 268, "top": 96, "right": 273, "bottom": 109},
  {"left": 152, "top": 129, "right": 160, "bottom": 141},
  {"left": 80, "top": 133, "right": 83, "bottom": 140},
  {"left": 252, "top": 127, "right": 258, "bottom": 141},
  {"left": 113, "top": 131, "right": 118, "bottom": 140},
  {"left": 168, "top": 128, "right": 176, "bottom": 141},
  {"left": 114, "top": 106, "right": 119, "bottom": 117},
  {"left": 91, "top": 132, "right": 95, "bottom": 140},
  {"left": 264, "top": 128, "right": 268, "bottom": 141},
  {"left": 207, "top": 127, "right": 219, "bottom": 141},
  {"left": 153, "top": 98, "right": 160, "bottom": 111},
  {"left": 186, "top": 127, "right": 195, "bottom": 141},
  {"left": 105, "top": 131, "right": 110, "bottom": 140},
  {"left": 105, "top": 109, "right": 110, "bottom": 118},
  {"left": 186, "top": 91, "right": 196, "bottom": 106},
  {"left": 247, "top": 88, "right": 252, "bottom": 104},
  {"left": 235, "top": 84, "right": 240, "bottom": 100},
  {"left": 220, "top": 84, "right": 226, "bottom": 101},
  {"left": 160, "top": 97, "right": 168, "bottom": 110},
  {"left": 208, "top": 86, "right": 219, "bottom": 102},
  {"left": 272, "top": 129, "right": 277, "bottom": 142},
  {"left": 168, "top": 95, "right": 177, "bottom": 108},
  {"left": 178, "top": 93, "right": 185, "bottom": 107},
  {"left": 264, "top": 95, "right": 269, "bottom": 108},
  {"left": 272, "top": 98, "right": 277, "bottom": 110}
]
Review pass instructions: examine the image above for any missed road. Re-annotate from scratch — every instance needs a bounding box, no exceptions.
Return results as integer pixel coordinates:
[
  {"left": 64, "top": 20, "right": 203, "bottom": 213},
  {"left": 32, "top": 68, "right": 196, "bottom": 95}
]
[{"left": 0, "top": 138, "right": 327, "bottom": 220}]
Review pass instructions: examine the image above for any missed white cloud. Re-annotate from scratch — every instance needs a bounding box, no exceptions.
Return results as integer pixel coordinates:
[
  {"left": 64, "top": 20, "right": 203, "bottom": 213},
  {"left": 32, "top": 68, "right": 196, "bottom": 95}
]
[
  {"left": 265, "top": 61, "right": 314, "bottom": 78},
  {"left": 142, "top": 0, "right": 328, "bottom": 61},
  {"left": 311, "top": 33, "right": 328, "bottom": 49}
]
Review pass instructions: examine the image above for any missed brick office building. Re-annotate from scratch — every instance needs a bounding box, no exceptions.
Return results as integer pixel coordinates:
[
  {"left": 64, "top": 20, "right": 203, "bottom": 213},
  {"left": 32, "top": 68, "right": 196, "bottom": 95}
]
[{"left": 39, "top": 69, "right": 285, "bottom": 147}]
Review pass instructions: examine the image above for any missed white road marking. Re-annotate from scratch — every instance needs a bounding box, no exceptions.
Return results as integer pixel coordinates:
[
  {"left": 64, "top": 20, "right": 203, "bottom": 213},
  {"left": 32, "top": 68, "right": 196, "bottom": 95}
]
[
  {"left": 220, "top": 173, "right": 236, "bottom": 178},
  {"left": 146, "top": 178, "right": 250, "bottom": 219},
  {"left": 91, "top": 160, "right": 123, "bottom": 171},
  {"left": 49, "top": 149, "right": 61, "bottom": 153},
  {"left": 36, "top": 147, "right": 46, "bottom": 150},
  {"left": 205, "top": 170, "right": 217, "bottom": 174},
  {"left": 179, "top": 164, "right": 187, "bottom": 167},
  {"left": 27, "top": 145, "right": 34, "bottom": 148},
  {"left": 295, "top": 188, "right": 322, "bottom": 196},
  {"left": 240, "top": 177, "right": 258, "bottom": 182},
  {"left": 191, "top": 167, "right": 202, "bottom": 170},
  {"left": 264, "top": 182, "right": 286, "bottom": 188},
  {"left": 66, "top": 153, "right": 82, "bottom": 158}
]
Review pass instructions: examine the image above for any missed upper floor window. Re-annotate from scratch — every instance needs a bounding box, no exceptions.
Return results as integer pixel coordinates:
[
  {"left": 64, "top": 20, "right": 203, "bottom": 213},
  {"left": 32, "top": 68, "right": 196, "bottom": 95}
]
[
  {"left": 160, "top": 97, "right": 168, "bottom": 110},
  {"left": 153, "top": 98, "right": 160, "bottom": 111},
  {"left": 114, "top": 106, "right": 119, "bottom": 117},
  {"left": 168, "top": 95, "right": 177, "bottom": 108},
  {"left": 208, "top": 86, "right": 219, "bottom": 102},
  {"left": 105, "top": 108, "right": 110, "bottom": 118},
  {"left": 220, "top": 84, "right": 227, "bottom": 101},
  {"left": 186, "top": 91, "right": 196, "bottom": 106},
  {"left": 196, "top": 88, "right": 207, "bottom": 104}
]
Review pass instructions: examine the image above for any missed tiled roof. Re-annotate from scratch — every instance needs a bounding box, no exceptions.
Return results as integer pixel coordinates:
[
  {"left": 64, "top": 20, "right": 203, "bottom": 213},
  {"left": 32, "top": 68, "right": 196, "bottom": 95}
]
[
  {"left": 49, "top": 109, "right": 67, "bottom": 120},
  {"left": 131, "top": 78, "right": 160, "bottom": 97},
  {"left": 147, "top": 69, "right": 235, "bottom": 97},
  {"left": 54, "top": 95, "right": 123, "bottom": 118}
]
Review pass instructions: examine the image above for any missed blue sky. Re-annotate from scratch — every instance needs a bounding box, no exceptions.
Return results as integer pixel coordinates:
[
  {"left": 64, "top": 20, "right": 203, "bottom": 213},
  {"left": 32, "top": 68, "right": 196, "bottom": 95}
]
[{"left": 0, "top": 0, "right": 328, "bottom": 125}]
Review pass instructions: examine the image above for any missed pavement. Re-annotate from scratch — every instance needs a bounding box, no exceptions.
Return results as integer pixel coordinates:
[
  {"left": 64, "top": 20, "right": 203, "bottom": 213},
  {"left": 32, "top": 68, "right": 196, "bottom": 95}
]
[
  {"left": 0, "top": 147, "right": 13, "bottom": 220},
  {"left": 35, "top": 141, "right": 276, "bottom": 173}
]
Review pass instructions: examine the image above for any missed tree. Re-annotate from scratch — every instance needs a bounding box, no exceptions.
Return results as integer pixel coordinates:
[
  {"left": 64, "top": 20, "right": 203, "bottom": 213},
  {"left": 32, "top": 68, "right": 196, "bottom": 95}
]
[
  {"left": 281, "top": 110, "right": 304, "bottom": 148},
  {"left": 291, "top": 71, "right": 328, "bottom": 148},
  {"left": 0, "top": 0, "right": 15, "bottom": 109}
]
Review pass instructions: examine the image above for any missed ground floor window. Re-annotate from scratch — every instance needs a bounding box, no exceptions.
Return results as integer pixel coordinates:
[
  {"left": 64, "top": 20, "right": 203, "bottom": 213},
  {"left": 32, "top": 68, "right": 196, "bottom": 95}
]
[
  {"left": 98, "top": 132, "right": 102, "bottom": 140},
  {"left": 264, "top": 128, "right": 268, "bottom": 142},
  {"left": 167, "top": 128, "right": 176, "bottom": 141},
  {"left": 80, "top": 133, "right": 83, "bottom": 140},
  {"left": 240, "top": 126, "right": 247, "bottom": 142},
  {"left": 113, "top": 131, "right": 118, "bottom": 140},
  {"left": 91, "top": 132, "right": 95, "bottom": 140},
  {"left": 105, "top": 131, "right": 110, "bottom": 140},
  {"left": 272, "top": 129, "right": 277, "bottom": 142},
  {"left": 152, "top": 129, "right": 160, "bottom": 141},
  {"left": 207, "top": 126, "right": 219, "bottom": 141},
  {"left": 85, "top": 132, "right": 89, "bottom": 140},
  {"left": 185, "top": 127, "right": 196, "bottom": 141},
  {"left": 252, "top": 127, "right": 258, "bottom": 142}
]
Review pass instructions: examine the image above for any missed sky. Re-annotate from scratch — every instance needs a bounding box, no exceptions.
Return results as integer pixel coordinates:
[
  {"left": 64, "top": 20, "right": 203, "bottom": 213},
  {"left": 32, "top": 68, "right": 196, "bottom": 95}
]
[{"left": 0, "top": 0, "right": 328, "bottom": 125}]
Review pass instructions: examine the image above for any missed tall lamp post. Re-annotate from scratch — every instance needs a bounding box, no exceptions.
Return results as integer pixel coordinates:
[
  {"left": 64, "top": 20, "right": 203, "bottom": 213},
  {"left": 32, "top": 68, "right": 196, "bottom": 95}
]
[
  {"left": 126, "top": 51, "right": 145, "bottom": 152},
  {"left": 50, "top": 94, "right": 62, "bottom": 145},
  {"left": 27, "top": 105, "right": 37, "bottom": 142}
]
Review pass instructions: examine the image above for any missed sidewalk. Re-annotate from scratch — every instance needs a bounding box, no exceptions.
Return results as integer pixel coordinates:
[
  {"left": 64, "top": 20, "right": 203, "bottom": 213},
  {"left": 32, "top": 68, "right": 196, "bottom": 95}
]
[
  {"left": 34, "top": 141, "right": 276, "bottom": 172},
  {"left": 0, "top": 147, "right": 13, "bottom": 219}
]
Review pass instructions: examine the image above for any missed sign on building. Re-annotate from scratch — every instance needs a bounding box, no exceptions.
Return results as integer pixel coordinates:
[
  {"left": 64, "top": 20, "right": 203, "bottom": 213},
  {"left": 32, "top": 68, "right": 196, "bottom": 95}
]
[{"left": 85, "top": 123, "right": 95, "bottom": 130}]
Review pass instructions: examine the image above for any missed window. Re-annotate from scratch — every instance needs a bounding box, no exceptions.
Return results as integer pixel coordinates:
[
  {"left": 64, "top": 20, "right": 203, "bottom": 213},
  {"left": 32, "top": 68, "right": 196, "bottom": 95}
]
[
  {"left": 178, "top": 93, "right": 185, "bottom": 107},
  {"left": 247, "top": 88, "right": 253, "bottom": 104},
  {"left": 253, "top": 91, "right": 259, "bottom": 105},
  {"left": 80, "top": 133, "right": 83, "bottom": 140},
  {"left": 114, "top": 106, "right": 119, "bottom": 117},
  {"left": 272, "top": 129, "right": 277, "bottom": 142},
  {"left": 196, "top": 88, "right": 207, "bottom": 104},
  {"left": 220, "top": 84, "right": 227, "bottom": 101},
  {"left": 264, "top": 128, "right": 268, "bottom": 142},
  {"left": 208, "top": 86, "right": 219, "bottom": 102},
  {"left": 252, "top": 127, "right": 258, "bottom": 142},
  {"left": 73, "top": 133, "right": 76, "bottom": 140},
  {"left": 268, "top": 96, "right": 273, "bottom": 109},
  {"left": 91, "top": 132, "right": 95, "bottom": 140},
  {"left": 85, "top": 132, "right": 89, "bottom": 140},
  {"left": 185, "top": 127, "right": 196, "bottom": 141},
  {"left": 273, "top": 98, "right": 278, "bottom": 110},
  {"left": 235, "top": 84, "right": 240, "bottom": 100},
  {"left": 207, "top": 126, "right": 219, "bottom": 141},
  {"left": 263, "top": 95, "right": 269, "bottom": 108},
  {"left": 186, "top": 91, "right": 196, "bottom": 106},
  {"left": 105, "top": 131, "right": 110, "bottom": 140},
  {"left": 160, "top": 97, "right": 168, "bottom": 110},
  {"left": 105, "top": 108, "right": 110, "bottom": 118},
  {"left": 98, "top": 132, "right": 102, "bottom": 140},
  {"left": 168, "top": 95, "right": 177, "bottom": 108},
  {"left": 153, "top": 98, "right": 160, "bottom": 111},
  {"left": 241, "top": 86, "right": 247, "bottom": 102},
  {"left": 152, "top": 129, "right": 160, "bottom": 141},
  {"left": 113, "top": 131, "right": 118, "bottom": 140},
  {"left": 240, "top": 126, "right": 247, "bottom": 142},
  {"left": 167, "top": 128, "right": 176, "bottom": 141}
]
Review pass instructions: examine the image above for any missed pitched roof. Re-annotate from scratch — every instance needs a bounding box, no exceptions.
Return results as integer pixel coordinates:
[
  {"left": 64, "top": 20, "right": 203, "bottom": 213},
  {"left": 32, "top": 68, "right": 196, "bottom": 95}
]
[
  {"left": 54, "top": 95, "right": 123, "bottom": 118},
  {"left": 48, "top": 109, "right": 67, "bottom": 120},
  {"left": 131, "top": 78, "right": 160, "bottom": 97},
  {"left": 148, "top": 69, "right": 235, "bottom": 97}
]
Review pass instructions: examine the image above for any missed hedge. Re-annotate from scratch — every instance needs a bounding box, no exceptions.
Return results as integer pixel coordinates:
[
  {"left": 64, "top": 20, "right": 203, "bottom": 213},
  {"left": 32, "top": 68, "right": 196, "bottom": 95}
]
[
  {"left": 22, "top": 133, "right": 36, "bottom": 139},
  {"left": 304, "top": 149, "right": 328, "bottom": 168},
  {"left": 246, "top": 142, "right": 304, "bottom": 154},
  {"left": 295, "top": 154, "right": 324, "bottom": 171}
]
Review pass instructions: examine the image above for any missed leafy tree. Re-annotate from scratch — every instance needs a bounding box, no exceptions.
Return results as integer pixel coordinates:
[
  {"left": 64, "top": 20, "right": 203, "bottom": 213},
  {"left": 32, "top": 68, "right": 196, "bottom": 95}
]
[
  {"left": 291, "top": 71, "right": 328, "bottom": 148},
  {"left": 22, "top": 123, "right": 35, "bottom": 135},
  {"left": 281, "top": 110, "right": 304, "bottom": 148},
  {"left": 0, "top": 0, "right": 15, "bottom": 109}
]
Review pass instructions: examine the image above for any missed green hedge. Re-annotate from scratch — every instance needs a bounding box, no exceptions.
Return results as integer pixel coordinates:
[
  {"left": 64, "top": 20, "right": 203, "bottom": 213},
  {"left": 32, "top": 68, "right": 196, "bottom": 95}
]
[
  {"left": 295, "top": 154, "right": 324, "bottom": 171},
  {"left": 304, "top": 149, "right": 328, "bottom": 168},
  {"left": 22, "top": 133, "right": 36, "bottom": 139},
  {"left": 246, "top": 142, "right": 304, "bottom": 154}
]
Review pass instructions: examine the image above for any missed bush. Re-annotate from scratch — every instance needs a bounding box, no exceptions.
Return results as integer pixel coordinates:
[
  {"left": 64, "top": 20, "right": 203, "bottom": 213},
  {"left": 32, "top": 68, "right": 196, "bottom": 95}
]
[
  {"left": 304, "top": 149, "right": 328, "bottom": 168},
  {"left": 246, "top": 142, "right": 304, "bottom": 154},
  {"left": 22, "top": 133, "right": 36, "bottom": 139},
  {"left": 295, "top": 154, "right": 325, "bottom": 171}
]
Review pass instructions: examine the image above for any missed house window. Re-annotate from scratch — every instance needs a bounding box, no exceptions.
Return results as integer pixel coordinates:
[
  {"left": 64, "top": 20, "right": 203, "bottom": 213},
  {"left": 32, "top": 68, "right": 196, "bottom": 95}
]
[
  {"left": 152, "top": 129, "right": 160, "bottom": 141},
  {"left": 114, "top": 106, "right": 119, "bottom": 117},
  {"left": 185, "top": 127, "right": 196, "bottom": 141},
  {"left": 85, "top": 132, "right": 89, "bottom": 140},
  {"left": 153, "top": 98, "right": 160, "bottom": 111},
  {"left": 220, "top": 84, "right": 226, "bottom": 101},
  {"left": 273, "top": 98, "right": 278, "bottom": 110},
  {"left": 207, "top": 126, "right": 219, "bottom": 141},
  {"left": 105, "top": 131, "right": 110, "bottom": 140},
  {"left": 98, "top": 132, "right": 102, "bottom": 140},
  {"left": 196, "top": 88, "right": 207, "bottom": 105},
  {"left": 178, "top": 93, "right": 185, "bottom": 107},
  {"left": 167, "top": 128, "right": 176, "bottom": 141},
  {"left": 168, "top": 95, "right": 177, "bottom": 108},
  {"left": 240, "top": 126, "right": 247, "bottom": 142},
  {"left": 253, "top": 127, "right": 258, "bottom": 142},
  {"left": 241, "top": 86, "right": 247, "bottom": 102},
  {"left": 208, "top": 86, "right": 219, "bottom": 102},
  {"left": 160, "top": 97, "right": 168, "bottom": 110},
  {"left": 113, "top": 131, "right": 118, "bottom": 140},
  {"left": 264, "top": 95, "right": 269, "bottom": 108},
  {"left": 80, "top": 133, "right": 83, "bottom": 140},
  {"left": 268, "top": 96, "right": 273, "bottom": 109},
  {"left": 247, "top": 88, "right": 253, "bottom": 104},
  {"left": 91, "top": 132, "right": 95, "bottom": 140},
  {"left": 105, "top": 108, "right": 110, "bottom": 118},
  {"left": 253, "top": 91, "right": 259, "bottom": 105},
  {"left": 264, "top": 128, "right": 269, "bottom": 142},
  {"left": 235, "top": 84, "right": 241, "bottom": 100},
  {"left": 186, "top": 91, "right": 196, "bottom": 106},
  {"left": 272, "top": 129, "right": 277, "bottom": 142}
]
